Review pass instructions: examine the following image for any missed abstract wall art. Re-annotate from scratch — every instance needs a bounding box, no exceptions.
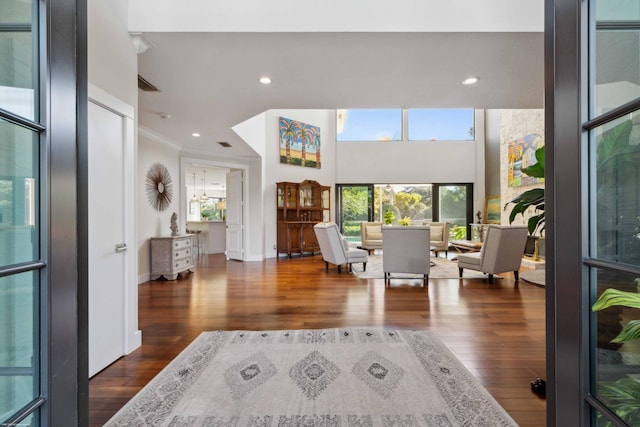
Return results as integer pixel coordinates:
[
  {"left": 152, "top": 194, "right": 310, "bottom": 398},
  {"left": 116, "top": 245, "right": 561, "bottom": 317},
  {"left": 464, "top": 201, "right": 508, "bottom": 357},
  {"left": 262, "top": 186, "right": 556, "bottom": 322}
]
[
  {"left": 507, "top": 133, "right": 544, "bottom": 187},
  {"left": 279, "top": 117, "right": 321, "bottom": 168}
]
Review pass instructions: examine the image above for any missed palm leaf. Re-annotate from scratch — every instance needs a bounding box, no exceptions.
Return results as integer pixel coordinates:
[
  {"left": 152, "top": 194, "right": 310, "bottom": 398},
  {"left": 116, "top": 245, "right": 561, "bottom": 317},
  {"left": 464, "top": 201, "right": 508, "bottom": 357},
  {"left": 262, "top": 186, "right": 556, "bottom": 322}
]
[
  {"left": 611, "top": 320, "right": 640, "bottom": 343},
  {"left": 592, "top": 288, "right": 640, "bottom": 311}
]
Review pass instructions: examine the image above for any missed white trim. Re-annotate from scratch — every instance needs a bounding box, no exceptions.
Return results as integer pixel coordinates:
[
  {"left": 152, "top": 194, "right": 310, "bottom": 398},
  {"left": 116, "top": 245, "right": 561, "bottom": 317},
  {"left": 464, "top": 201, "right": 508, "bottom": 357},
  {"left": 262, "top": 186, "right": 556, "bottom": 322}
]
[
  {"left": 88, "top": 83, "right": 134, "bottom": 119},
  {"left": 87, "top": 87, "right": 142, "bottom": 363},
  {"left": 138, "top": 125, "right": 182, "bottom": 151},
  {"left": 180, "top": 157, "right": 251, "bottom": 261}
]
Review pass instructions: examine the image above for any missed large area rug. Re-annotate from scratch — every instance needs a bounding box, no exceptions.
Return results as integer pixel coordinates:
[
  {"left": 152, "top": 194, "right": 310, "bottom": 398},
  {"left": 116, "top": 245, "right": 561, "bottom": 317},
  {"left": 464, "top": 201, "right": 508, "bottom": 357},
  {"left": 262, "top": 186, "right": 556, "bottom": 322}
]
[
  {"left": 105, "top": 328, "right": 517, "bottom": 427},
  {"left": 352, "top": 255, "right": 498, "bottom": 280}
]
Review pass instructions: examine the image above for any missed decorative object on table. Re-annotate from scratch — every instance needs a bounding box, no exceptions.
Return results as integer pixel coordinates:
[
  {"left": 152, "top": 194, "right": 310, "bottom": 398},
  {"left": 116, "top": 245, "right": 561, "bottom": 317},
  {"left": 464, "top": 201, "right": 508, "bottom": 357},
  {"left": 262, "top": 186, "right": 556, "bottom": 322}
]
[
  {"left": 279, "top": 116, "right": 321, "bottom": 168},
  {"left": 145, "top": 163, "right": 173, "bottom": 211},
  {"left": 104, "top": 328, "right": 518, "bottom": 427},
  {"left": 170, "top": 212, "right": 178, "bottom": 236}
]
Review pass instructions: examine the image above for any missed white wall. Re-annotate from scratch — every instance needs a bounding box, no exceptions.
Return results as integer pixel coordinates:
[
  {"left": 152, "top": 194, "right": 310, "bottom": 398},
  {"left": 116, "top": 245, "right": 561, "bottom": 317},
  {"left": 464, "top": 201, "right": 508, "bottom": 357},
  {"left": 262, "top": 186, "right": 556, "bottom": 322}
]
[
  {"left": 137, "top": 132, "right": 182, "bottom": 283},
  {"left": 88, "top": 0, "right": 137, "bottom": 108},
  {"left": 129, "top": 0, "right": 543, "bottom": 33},
  {"left": 485, "top": 110, "right": 502, "bottom": 197},
  {"left": 263, "top": 110, "right": 337, "bottom": 258}
]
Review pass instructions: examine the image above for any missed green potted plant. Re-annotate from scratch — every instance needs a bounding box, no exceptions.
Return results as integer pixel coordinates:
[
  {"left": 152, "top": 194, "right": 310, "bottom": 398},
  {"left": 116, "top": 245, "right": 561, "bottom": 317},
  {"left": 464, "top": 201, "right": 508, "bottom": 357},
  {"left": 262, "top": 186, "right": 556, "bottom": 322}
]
[
  {"left": 592, "top": 288, "right": 640, "bottom": 425},
  {"left": 399, "top": 216, "right": 411, "bottom": 226},
  {"left": 383, "top": 210, "right": 395, "bottom": 225}
]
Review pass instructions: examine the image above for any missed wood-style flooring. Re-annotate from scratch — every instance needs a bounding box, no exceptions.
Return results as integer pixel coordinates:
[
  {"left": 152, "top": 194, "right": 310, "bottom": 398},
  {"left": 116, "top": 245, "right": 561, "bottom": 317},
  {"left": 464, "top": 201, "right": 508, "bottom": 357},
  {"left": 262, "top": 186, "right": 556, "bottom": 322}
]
[{"left": 89, "top": 253, "right": 546, "bottom": 426}]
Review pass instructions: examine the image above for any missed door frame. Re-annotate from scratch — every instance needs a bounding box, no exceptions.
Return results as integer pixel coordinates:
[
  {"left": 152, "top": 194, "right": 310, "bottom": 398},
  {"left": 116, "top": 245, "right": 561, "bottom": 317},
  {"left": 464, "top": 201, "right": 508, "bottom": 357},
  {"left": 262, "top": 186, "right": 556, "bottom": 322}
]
[
  {"left": 335, "top": 184, "right": 374, "bottom": 234},
  {"left": 87, "top": 84, "right": 141, "bottom": 360},
  {"left": 180, "top": 157, "right": 249, "bottom": 261}
]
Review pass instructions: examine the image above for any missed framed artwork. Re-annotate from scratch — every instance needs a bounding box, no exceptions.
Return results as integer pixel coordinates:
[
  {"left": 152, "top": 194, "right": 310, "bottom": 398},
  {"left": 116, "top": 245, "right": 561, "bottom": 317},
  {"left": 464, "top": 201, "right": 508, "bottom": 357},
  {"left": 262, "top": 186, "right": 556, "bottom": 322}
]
[
  {"left": 279, "top": 116, "right": 321, "bottom": 168},
  {"left": 507, "top": 133, "right": 544, "bottom": 187},
  {"left": 485, "top": 195, "right": 501, "bottom": 224}
]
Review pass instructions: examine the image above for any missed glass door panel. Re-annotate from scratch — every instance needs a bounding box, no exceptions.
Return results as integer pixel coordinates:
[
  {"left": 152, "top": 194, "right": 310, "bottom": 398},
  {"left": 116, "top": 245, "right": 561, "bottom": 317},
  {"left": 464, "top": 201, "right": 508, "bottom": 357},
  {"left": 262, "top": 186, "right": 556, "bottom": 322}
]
[
  {"left": 336, "top": 185, "right": 373, "bottom": 243},
  {"left": 436, "top": 184, "right": 472, "bottom": 240}
]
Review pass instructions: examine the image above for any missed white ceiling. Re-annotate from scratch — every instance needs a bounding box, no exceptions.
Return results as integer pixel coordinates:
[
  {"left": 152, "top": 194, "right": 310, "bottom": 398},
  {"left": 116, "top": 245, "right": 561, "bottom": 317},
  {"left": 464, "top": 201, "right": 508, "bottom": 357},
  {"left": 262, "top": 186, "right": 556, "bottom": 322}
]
[{"left": 136, "top": 31, "right": 544, "bottom": 158}]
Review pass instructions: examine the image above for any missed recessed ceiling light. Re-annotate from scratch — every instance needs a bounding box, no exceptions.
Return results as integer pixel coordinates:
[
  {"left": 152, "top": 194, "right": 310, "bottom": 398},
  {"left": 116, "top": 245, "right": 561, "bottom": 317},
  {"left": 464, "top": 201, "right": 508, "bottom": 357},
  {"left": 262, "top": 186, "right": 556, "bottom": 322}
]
[
  {"left": 259, "top": 76, "right": 272, "bottom": 85},
  {"left": 462, "top": 77, "right": 479, "bottom": 86},
  {"left": 192, "top": 133, "right": 200, "bottom": 137}
]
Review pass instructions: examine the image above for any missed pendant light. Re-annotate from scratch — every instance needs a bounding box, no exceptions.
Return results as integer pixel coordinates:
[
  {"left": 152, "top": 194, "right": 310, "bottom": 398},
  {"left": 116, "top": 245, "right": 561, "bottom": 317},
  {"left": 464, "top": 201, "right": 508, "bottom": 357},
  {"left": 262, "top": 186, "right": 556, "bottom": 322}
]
[
  {"left": 199, "top": 170, "right": 208, "bottom": 202},
  {"left": 191, "top": 173, "right": 198, "bottom": 201}
]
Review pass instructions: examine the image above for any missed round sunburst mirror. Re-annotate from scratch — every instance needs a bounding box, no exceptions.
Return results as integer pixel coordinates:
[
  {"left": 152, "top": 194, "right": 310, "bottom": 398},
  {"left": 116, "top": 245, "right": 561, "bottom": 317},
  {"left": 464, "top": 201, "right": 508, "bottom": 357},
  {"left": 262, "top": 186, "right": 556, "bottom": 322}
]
[{"left": 145, "top": 163, "right": 174, "bottom": 211}]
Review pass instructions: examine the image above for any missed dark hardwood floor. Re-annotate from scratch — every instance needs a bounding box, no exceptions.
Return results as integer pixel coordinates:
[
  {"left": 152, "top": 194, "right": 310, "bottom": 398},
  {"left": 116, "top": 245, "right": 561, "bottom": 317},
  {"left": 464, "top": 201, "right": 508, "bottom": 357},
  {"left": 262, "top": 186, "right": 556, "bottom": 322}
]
[{"left": 89, "top": 253, "right": 546, "bottom": 426}]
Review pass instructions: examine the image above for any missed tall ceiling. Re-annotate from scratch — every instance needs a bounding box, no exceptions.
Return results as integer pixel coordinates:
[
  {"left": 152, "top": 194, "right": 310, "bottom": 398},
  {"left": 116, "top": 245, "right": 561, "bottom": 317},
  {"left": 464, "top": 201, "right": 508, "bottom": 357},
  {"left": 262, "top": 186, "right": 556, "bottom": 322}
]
[
  {"left": 136, "top": 31, "right": 544, "bottom": 158},
  {"left": 131, "top": 1, "right": 545, "bottom": 158}
]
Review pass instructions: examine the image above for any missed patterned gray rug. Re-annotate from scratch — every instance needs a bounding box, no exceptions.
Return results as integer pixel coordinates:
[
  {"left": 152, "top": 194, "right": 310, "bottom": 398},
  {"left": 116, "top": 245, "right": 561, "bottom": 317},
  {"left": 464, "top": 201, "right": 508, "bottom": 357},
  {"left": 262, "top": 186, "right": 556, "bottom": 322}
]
[
  {"left": 352, "top": 255, "right": 498, "bottom": 280},
  {"left": 105, "top": 328, "right": 517, "bottom": 427}
]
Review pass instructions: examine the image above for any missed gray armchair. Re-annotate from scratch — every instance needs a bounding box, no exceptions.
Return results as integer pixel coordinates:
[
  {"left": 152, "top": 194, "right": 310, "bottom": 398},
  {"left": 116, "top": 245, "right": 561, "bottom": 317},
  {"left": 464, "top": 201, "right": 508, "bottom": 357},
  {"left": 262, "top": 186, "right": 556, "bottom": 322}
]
[
  {"left": 457, "top": 225, "right": 528, "bottom": 283},
  {"left": 382, "top": 225, "right": 430, "bottom": 287},
  {"left": 314, "top": 222, "right": 368, "bottom": 273}
]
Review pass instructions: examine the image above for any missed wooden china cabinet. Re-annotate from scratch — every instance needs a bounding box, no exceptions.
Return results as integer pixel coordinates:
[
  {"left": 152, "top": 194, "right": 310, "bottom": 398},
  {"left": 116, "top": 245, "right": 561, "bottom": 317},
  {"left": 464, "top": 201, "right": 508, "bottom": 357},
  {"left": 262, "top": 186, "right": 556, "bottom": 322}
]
[{"left": 276, "top": 180, "right": 330, "bottom": 257}]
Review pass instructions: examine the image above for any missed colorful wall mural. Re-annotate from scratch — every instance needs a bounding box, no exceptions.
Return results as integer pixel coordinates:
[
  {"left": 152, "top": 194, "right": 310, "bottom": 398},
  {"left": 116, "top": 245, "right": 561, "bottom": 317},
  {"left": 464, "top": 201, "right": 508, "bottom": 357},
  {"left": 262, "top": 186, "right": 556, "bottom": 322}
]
[{"left": 279, "top": 117, "right": 321, "bottom": 168}]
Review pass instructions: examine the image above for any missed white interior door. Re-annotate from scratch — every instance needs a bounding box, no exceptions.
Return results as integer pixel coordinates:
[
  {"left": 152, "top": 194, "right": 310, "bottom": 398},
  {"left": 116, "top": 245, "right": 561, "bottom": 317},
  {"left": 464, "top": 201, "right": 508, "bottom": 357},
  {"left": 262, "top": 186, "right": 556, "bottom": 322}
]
[
  {"left": 225, "top": 170, "right": 244, "bottom": 260},
  {"left": 88, "top": 100, "right": 126, "bottom": 377}
]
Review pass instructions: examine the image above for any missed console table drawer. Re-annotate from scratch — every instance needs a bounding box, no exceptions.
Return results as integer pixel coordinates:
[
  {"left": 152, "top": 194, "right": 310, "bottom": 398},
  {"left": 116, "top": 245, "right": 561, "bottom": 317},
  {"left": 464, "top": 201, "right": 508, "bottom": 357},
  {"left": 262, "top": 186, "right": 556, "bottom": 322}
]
[
  {"left": 173, "top": 237, "right": 192, "bottom": 250},
  {"left": 175, "top": 247, "right": 191, "bottom": 260}
]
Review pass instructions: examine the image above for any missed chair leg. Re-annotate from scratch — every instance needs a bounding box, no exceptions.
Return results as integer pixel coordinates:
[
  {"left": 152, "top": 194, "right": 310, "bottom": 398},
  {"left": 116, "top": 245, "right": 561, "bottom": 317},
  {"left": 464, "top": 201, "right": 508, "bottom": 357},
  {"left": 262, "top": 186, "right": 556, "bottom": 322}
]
[
  {"left": 348, "top": 263, "right": 352, "bottom": 272},
  {"left": 338, "top": 265, "right": 342, "bottom": 273},
  {"left": 514, "top": 271, "right": 519, "bottom": 281},
  {"left": 458, "top": 268, "right": 463, "bottom": 278},
  {"left": 325, "top": 261, "right": 329, "bottom": 271},
  {"left": 423, "top": 274, "right": 428, "bottom": 287},
  {"left": 363, "top": 262, "right": 367, "bottom": 272},
  {"left": 488, "top": 274, "right": 494, "bottom": 284}
]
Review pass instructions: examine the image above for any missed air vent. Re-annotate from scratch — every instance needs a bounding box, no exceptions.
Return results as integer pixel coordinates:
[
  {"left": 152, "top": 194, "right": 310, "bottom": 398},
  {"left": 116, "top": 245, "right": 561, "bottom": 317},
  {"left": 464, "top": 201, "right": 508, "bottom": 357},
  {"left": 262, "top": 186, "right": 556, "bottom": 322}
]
[
  {"left": 218, "top": 141, "right": 232, "bottom": 148},
  {"left": 138, "top": 75, "right": 159, "bottom": 92}
]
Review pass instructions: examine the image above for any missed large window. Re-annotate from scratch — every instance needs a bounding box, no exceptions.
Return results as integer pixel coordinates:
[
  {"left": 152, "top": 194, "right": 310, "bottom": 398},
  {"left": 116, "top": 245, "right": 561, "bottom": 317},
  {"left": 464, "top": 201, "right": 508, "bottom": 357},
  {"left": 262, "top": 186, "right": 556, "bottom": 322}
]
[
  {"left": 336, "top": 183, "right": 472, "bottom": 243},
  {"left": 336, "top": 109, "right": 402, "bottom": 142},
  {"left": 407, "top": 109, "right": 474, "bottom": 141},
  {"left": 336, "top": 108, "right": 475, "bottom": 142}
]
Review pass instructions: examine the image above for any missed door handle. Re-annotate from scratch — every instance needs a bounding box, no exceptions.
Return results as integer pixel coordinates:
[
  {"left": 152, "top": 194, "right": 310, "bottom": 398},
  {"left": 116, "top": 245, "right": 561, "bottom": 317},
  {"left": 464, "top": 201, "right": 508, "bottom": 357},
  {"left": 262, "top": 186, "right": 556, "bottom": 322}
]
[{"left": 115, "top": 243, "right": 127, "bottom": 253}]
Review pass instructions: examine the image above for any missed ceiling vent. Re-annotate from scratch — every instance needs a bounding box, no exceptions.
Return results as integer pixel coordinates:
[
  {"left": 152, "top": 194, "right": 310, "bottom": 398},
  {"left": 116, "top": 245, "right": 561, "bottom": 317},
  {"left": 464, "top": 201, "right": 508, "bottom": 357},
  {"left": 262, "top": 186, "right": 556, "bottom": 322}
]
[
  {"left": 138, "top": 75, "right": 159, "bottom": 92},
  {"left": 218, "top": 141, "right": 232, "bottom": 148}
]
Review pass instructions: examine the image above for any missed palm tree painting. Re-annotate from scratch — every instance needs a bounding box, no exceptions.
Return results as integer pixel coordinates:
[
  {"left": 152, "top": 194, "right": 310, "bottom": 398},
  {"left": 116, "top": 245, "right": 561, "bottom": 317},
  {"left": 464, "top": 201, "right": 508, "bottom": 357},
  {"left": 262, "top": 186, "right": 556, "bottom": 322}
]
[{"left": 279, "top": 116, "right": 321, "bottom": 168}]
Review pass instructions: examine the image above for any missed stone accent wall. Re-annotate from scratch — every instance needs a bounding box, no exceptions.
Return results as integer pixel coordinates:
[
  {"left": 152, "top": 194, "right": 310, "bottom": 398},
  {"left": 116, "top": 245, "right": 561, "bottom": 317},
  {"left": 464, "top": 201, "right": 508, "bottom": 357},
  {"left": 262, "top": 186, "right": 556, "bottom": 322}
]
[{"left": 500, "top": 109, "right": 545, "bottom": 231}]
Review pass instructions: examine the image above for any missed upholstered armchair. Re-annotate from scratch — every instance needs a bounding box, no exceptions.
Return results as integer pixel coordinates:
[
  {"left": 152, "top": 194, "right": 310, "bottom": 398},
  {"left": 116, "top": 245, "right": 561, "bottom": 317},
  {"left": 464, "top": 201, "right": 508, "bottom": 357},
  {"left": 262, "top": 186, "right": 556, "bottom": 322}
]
[
  {"left": 314, "top": 222, "right": 368, "bottom": 273},
  {"left": 422, "top": 221, "right": 450, "bottom": 257},
  {"left": 457, "top": 225, "right": 528, "bottom": 283},
  {"left": 360, "top": 222, "right": 384, "bottom": 254},
  {"left": 382, "top": 225, "right": 430, "bottom": 286}
]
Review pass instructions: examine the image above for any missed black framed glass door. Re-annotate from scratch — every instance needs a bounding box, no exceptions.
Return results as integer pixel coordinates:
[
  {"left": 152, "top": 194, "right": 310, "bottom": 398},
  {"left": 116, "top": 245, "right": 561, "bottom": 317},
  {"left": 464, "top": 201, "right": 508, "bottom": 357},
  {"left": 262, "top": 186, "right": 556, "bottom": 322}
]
[{"left": 336, "top": 184, "right": 373, "bottom": 243}]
